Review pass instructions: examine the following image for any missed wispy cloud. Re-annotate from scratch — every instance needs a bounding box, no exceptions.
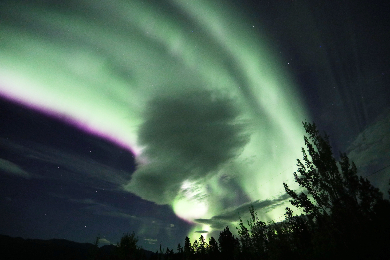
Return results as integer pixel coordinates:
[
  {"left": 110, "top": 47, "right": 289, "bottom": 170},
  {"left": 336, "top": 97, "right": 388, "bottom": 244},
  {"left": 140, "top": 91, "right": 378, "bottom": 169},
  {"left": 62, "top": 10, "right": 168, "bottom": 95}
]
[
  {"left": 0, "top": 158, "right": 31, "bottom": 179},
  {"left": 195, "top": 193, "right": 291, "bottom": 230},
  {"left": 144, "top": 238, "right": 157, "bottom": 245},
  {"left": 98, "top": 238, "right": 111, "bottom": 246},
  {"left": 68, "top": 197, "right": 137, "bottom": 220},
  {"left": 0, "top": 137, "right": 131, "bottom": 189}
]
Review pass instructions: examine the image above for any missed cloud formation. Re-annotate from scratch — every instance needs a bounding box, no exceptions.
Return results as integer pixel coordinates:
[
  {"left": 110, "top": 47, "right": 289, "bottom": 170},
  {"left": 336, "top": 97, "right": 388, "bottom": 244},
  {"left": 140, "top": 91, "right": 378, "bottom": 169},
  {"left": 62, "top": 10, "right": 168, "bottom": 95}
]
[
  {"left": 98, "top": 238, "right": 111, "bottom": 246},
  {"left": 194, "top": 230, "right": 209, "bottom": 234},
  {"left": 125, "top": 89, "right": 249, "bottom": 204},
  {"left": 194, "top": 193, "right": 291, "bottom": 229},
  {"left": 144, "top": 238, "right": 157, "bottom": 245},
  {"left": 0, "top": 137, "right": 131, "bottom": 189},
  {"left": 0, "top": 158, "right": 31, "bottom": 179},
  {"left": 69, "top": 198, "right": 138, "bottom": 220}
]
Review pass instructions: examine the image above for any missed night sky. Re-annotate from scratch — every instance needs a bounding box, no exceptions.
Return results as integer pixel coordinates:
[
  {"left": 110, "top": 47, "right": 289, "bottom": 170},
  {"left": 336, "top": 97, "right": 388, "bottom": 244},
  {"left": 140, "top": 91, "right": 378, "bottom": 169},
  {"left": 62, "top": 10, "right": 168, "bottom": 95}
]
[{"left": 0, "top": 0, "right": 389, "bottom": 252}]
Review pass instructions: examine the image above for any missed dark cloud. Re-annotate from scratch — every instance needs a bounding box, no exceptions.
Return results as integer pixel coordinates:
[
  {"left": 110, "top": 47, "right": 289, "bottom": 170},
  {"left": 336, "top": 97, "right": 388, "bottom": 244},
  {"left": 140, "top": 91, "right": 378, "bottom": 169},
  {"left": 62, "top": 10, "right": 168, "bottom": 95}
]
[
  {"left": 194, "top": 230, "right": 209, "bottom": 234},
  {"left": 139, "top": 89, "right": 249, "bottom": 172},
  {"left": 193, "top": 218, "right": 229, "bottom": 230},
  {"left": 125, "top": 89, "right": 250, "bottom": 204},
  {"left": 195, "top": 193, "right": 290, "bottom": 230},
  {"left": 124, "top": 161, "right": 184, "bottom": 204}
]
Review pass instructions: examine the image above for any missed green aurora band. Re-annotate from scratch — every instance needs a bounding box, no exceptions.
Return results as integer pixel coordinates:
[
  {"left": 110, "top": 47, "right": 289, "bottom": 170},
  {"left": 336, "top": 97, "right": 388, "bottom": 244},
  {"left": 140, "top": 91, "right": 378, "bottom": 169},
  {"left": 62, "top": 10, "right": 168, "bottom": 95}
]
[{"left": 0, "top": 0, "right": 308, "bottom": 240}]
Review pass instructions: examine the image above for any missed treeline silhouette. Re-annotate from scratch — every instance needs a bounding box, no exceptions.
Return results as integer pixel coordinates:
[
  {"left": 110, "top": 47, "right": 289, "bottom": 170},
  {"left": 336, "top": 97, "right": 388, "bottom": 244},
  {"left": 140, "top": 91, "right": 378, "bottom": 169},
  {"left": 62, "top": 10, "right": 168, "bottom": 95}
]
[
  {"left": 0, "top": 234, "right": 102, "bottom": 260},
  {"left": 0, "top": 233, "right": 154, "bottom": 260},
  {"left": 2, "top": 122, "right": 389, "bottom": 260},
  {"left": 144, "top": 122, "right": 390, "bottom": 260}
]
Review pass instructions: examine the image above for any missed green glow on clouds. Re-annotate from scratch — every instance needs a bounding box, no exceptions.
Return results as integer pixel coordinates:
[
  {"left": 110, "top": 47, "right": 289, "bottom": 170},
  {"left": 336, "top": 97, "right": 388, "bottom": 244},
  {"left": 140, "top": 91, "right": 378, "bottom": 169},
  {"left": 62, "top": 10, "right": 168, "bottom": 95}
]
[{"left": 0, "top": 0, "right": 308, "bottom": 238}]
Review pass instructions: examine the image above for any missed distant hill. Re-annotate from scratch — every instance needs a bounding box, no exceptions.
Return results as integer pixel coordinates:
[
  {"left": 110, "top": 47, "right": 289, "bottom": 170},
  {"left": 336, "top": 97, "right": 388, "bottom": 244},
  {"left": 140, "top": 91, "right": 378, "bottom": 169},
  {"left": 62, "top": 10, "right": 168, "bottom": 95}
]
[{"left": 0, "top": 234, "right": 154, "bottom": 260}]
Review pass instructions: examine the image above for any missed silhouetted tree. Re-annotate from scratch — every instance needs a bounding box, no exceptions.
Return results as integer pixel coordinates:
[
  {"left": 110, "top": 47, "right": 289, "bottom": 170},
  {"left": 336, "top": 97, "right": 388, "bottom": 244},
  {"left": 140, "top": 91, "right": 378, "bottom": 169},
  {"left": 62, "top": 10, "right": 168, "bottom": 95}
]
[
  {"left": 183, "top": 236, "right": 192, "bottom": 260},
  {"left": 196, "top": 235, "right": 207, "bottom": 258},
  {"left": 283, "top": 207, "right": 312, "bottom": 259},
  {"left": 218, "top": 226, "right": 239, "bottom": 260},
  {"left": 164, "top": 247, "right": 174, "bottom": 260},
  {"left": 87, "top": 235, "right": 103, "bottom": 260},
  {"left": 283, "top": 121, "right": 390, "bottom": 259},
  {"left": 176, "top": 243, "right": 183, "bottom": 257},
  {"left": 237, "top": 213, "right": 252, "bottom": 259},
  {"left": 207, "top": 237, "right": 219, "bottom": 259},
  {"left": 191, "top": 239, "right": 198, "bottom": 256},
  {"left": 116, "top": 232, "right": 143, "bottom": 260}
]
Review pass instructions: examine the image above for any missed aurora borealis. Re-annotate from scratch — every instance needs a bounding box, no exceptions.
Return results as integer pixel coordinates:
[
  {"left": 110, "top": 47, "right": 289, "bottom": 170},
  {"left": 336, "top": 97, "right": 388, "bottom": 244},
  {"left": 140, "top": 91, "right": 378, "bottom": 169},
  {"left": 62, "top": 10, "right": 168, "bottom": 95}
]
[{"left": 1, "top": 0, "right": 389, "bottom": 251}]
